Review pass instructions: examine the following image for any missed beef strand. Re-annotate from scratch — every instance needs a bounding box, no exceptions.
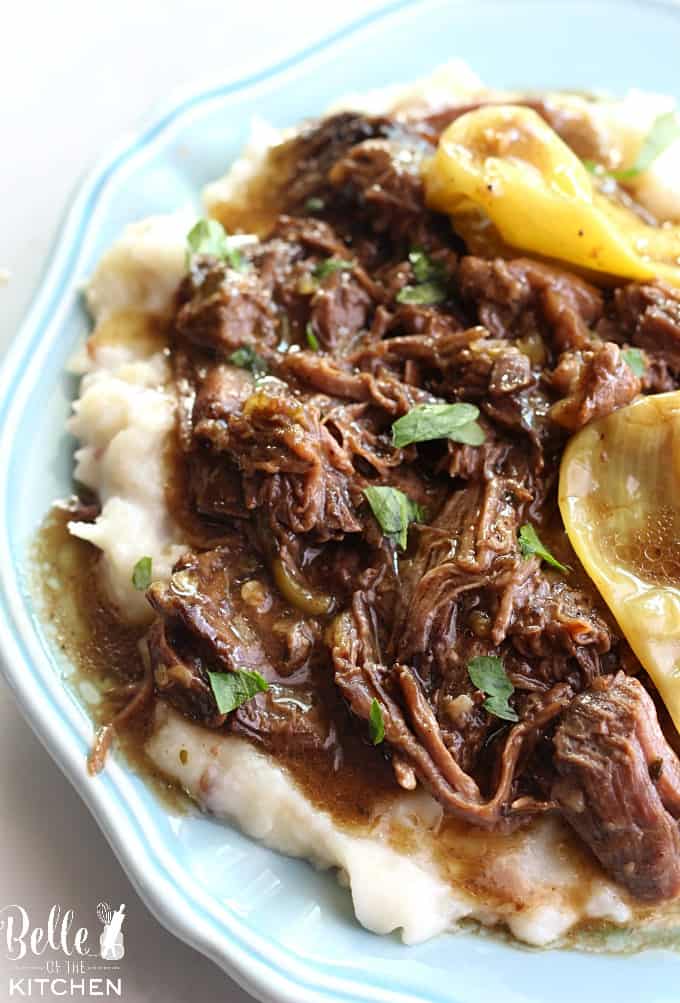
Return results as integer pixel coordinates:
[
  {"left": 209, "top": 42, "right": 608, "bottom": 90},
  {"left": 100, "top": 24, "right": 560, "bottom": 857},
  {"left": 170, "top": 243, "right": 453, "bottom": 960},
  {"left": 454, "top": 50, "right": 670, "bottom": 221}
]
[{"left": 553, "top": 673, "right": 680, "bottom": 901}]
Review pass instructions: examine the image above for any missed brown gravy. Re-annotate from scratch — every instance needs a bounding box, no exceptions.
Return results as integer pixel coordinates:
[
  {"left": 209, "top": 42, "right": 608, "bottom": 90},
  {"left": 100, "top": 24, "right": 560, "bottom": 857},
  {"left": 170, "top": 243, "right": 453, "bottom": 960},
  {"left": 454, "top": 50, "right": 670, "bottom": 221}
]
[
  {"left": 34, "top": 505, "right": 680, "bottom": 950},
  {"left": 33, "top": 506, "right": 188, "bottom": 812},
  {"left": 29, "top": 511, "right": 625, "bottom": 936},
  {"left": 33, "top": 504, "right": 399, "bottom": 827}
]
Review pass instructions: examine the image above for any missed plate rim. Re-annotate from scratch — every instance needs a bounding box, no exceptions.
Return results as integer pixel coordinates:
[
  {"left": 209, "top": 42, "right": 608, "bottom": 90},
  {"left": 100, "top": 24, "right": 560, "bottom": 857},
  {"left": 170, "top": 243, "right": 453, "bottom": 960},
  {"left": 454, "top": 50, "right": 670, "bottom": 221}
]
[{"left": 2, "top": 2, "right": 680, "bottom": 1001}]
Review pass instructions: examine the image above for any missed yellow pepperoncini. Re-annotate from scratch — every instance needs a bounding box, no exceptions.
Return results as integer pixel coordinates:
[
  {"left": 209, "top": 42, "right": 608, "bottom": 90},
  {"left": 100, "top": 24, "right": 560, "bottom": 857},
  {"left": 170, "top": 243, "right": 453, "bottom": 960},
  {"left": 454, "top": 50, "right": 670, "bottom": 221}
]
[
  {"left": 424, "top": 104, "right": 680, "bottom": 286},
  {"left": 559, "top": 392, "right": 680, "bottom": 732}
]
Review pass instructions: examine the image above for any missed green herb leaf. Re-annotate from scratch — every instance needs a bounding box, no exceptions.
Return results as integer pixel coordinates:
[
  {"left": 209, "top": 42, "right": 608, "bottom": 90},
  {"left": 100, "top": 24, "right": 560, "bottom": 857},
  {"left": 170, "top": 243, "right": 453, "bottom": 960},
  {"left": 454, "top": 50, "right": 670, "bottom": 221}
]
[
  {"left": 518, "top": 523, "right": 569, "bottom": 573},
  {"left": 369, "top": 698, "right": 385, "bottom": 745},
  {"left": 228, "top": 345, "right": 268, "bottom": 378},
  {"left": 186, "top": 218, "right": 244, "bottom": 270},
  {"left": 362, "top": 485, "right": 424, "bottom": 550},
  {"left": 612, "top": 112, "right": 680, "bottom": 180},
  {"left": 312, "top": 258, "right": 354, "bottom": 280},
  {"left": 467, "top": 655, "right": 518, "bottom": 723},
  {"left": 306, "top": 323, "right": 320, "bottom": 351},
  {"left": 304, "top": 196, "right": 325, "bottom": 212},
  {"left": 208, "top": 668, "right": 269, "bottom": 715},
  {"left": 581, "top": 159, "right": 600, "bottom": 174},
  {"left": 449, "top": 421, "right": 486, "bottom": 446},
  {"left": 396, "top": 282, "right": 447, "bottom": 306},
  {"left": 392, "top": 403, "right": 485, "bottom": 448},
  {"left": 622, "top": 347, "right": 647, "bottom": 378},
  {"left": 408, "top": 247, "right": 446, "bottom": 284},
  {"left": 131, "top": 556, "right": 152, "bottom": 591}
]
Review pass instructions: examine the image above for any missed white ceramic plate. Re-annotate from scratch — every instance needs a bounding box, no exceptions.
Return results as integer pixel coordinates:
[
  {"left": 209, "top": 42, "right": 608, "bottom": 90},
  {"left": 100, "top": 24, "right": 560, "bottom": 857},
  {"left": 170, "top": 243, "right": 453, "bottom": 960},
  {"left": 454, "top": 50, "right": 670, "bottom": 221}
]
[{"left": 3, "top": 3, "right": 680, "bottom": 1001}]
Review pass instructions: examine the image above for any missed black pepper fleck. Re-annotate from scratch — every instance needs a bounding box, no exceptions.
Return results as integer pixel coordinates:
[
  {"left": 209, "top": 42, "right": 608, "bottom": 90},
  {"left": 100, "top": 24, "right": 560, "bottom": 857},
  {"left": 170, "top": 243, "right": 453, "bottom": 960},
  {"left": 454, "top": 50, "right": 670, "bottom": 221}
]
[{"left": 649, "top": 758, "right": 664, "bottom": 782}]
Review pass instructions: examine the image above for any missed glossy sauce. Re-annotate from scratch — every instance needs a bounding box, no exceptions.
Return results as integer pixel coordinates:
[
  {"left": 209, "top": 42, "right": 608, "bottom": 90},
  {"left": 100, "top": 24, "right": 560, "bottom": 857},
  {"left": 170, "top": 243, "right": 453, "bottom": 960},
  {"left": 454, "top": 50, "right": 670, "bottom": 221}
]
[
  {"left": 33, "top": 507, "right": 189, "bottom": 812},
  {"left": 34, "top": 504, "right": 400, "bottom": 826},
  {"left": 35, "top": 491, "right": 680, "bottom": 950}
]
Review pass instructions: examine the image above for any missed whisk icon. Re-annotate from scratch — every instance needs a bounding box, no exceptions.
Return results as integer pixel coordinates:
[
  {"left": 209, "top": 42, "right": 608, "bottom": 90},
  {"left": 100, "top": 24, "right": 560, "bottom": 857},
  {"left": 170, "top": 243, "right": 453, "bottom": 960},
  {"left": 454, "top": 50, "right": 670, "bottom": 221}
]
[{"left": 97, "top": 901, "right": 126, "bottom": 960}]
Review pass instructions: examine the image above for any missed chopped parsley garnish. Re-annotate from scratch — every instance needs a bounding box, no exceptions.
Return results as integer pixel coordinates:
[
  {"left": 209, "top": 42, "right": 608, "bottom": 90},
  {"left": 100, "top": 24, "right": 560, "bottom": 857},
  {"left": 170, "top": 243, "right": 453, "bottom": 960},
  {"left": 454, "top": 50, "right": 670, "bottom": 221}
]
[
  {"left": 408, "top": 247, "right": 445, "bottom": 284},
  {"left": 612, "top": 112, "right": 680, "bottom": 180},
  {"left": 208, "top": 668, "right": 269, "bottom": 715},
  {"left": 186, "top": 218, "right": 245, "bottom": 271},
  {"left": 312, "top": 258, "right": 354, "bottom": 280},
  {"left": 369, "top": 698, "right": 385, "bottom": 745},
  {"left": 396, "top": 282, "right": 447, "bottom": 306},
  {"left": 518, "top": 523, "right": 569, "bottom": 573},
  {"left": 228, "top": 345, "right": 268, "bottom": 378},
  {"left": 622, "top": 347, "right": 647, "bottom": 378},
  {"left": 396, "top": 248, "right": 449, "bottom": 305},
  {"left": 583, "top": 113, "right": 680, "bottom": 182},
  {"left": 131, "top": 556, "right": 152, "bottom": 591},
  {"left": 306, "top": 323, "right": 320, "bottom": 351},
  {"left": 392, "top": 403, "right": 485, "bottom": 448},
  {"left": 362, "top": 485, "right": 424, "bottom": 551},
  {"left": 467, "top": 655, "right": 518, "bottom": 723},
  {"left": 304, "top": 196, "right": 325, "bottom": 212}
]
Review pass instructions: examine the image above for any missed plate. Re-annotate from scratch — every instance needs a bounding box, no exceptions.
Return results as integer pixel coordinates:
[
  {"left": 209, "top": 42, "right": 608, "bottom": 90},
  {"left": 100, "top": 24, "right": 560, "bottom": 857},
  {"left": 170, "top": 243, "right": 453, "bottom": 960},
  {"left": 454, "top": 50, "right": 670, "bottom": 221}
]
[{"left": 2, "top": 2, "right": 680, "bottom": 1001}]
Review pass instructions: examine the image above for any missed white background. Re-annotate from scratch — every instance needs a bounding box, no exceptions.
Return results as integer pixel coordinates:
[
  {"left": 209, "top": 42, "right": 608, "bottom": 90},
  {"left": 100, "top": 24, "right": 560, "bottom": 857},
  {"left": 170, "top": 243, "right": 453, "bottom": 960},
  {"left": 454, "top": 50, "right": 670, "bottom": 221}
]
[{"left": 0, "top": 2, "right": 383, "bottom": 1000}]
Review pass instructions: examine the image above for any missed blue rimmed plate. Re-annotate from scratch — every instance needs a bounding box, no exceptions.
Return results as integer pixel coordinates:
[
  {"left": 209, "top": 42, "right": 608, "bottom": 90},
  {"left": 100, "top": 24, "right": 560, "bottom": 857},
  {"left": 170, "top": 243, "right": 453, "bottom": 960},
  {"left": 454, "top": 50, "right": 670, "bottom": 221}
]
[{"left": 3, "top": 2, "right": 680, "bottom": 1001}]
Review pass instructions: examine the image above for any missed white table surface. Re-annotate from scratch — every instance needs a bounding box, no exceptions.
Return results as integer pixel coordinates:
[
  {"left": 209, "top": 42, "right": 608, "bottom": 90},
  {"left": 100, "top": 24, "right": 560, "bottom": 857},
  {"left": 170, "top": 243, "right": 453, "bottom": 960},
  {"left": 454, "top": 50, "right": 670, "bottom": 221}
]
[{"left": 0, "top": 3, "right": 383, "bottom": 1000}]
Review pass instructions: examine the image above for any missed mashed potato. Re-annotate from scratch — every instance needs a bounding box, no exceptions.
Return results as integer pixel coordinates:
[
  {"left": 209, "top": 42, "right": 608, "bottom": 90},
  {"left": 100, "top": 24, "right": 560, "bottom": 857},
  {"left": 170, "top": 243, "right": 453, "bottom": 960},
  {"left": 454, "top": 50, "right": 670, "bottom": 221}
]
[
  {"left": 146, "top": 701, "right": 632, "bottom": 946},
  {"left": 66, "top": 65, "right": 680, "bottom": 947},
  {"left": 67, "top": 343, "right": 186, "bottom": 624},
  {"left": 67, "top": 213, "right": 192, "bottom": 623}
]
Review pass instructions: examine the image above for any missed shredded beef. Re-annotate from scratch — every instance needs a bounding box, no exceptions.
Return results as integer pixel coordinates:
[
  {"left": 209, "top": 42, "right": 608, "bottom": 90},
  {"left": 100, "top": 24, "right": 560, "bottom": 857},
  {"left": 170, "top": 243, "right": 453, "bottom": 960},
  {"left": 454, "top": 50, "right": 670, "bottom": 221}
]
[
  {"left": 211, "top": 383, "right": 363, "bottom": 540},
  {"left": 308, "top": 271, "right": 373, "bottom": 353},
  {"left": 553, "top": 673, "right": 680, "bottom": 901},
  {"left": 146, "top": 544, "right": 341, "bottom": 755},
  {"left": 176, "top": 260, "right": 279, "bottom": 356},
  {"left": 549, "top": 342, "right": 641, "bottom": 430},
  {"left": 327, "top": 134, "right": 437, "bottom": 246},
  {"left": 273, "top": 113, "right": 398, "bottom": 216},
  {"left": 330, "top": 592, "right": 567, "bottom": 829},
  {"left": 458, "top": 256, "right": 603, "bottom": 351},
  {"left": 600, "top": 281, "right": 680, "bottom": 372},
  {"left": 137, "top": 107, "right": 680, "bottom": 902}
]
